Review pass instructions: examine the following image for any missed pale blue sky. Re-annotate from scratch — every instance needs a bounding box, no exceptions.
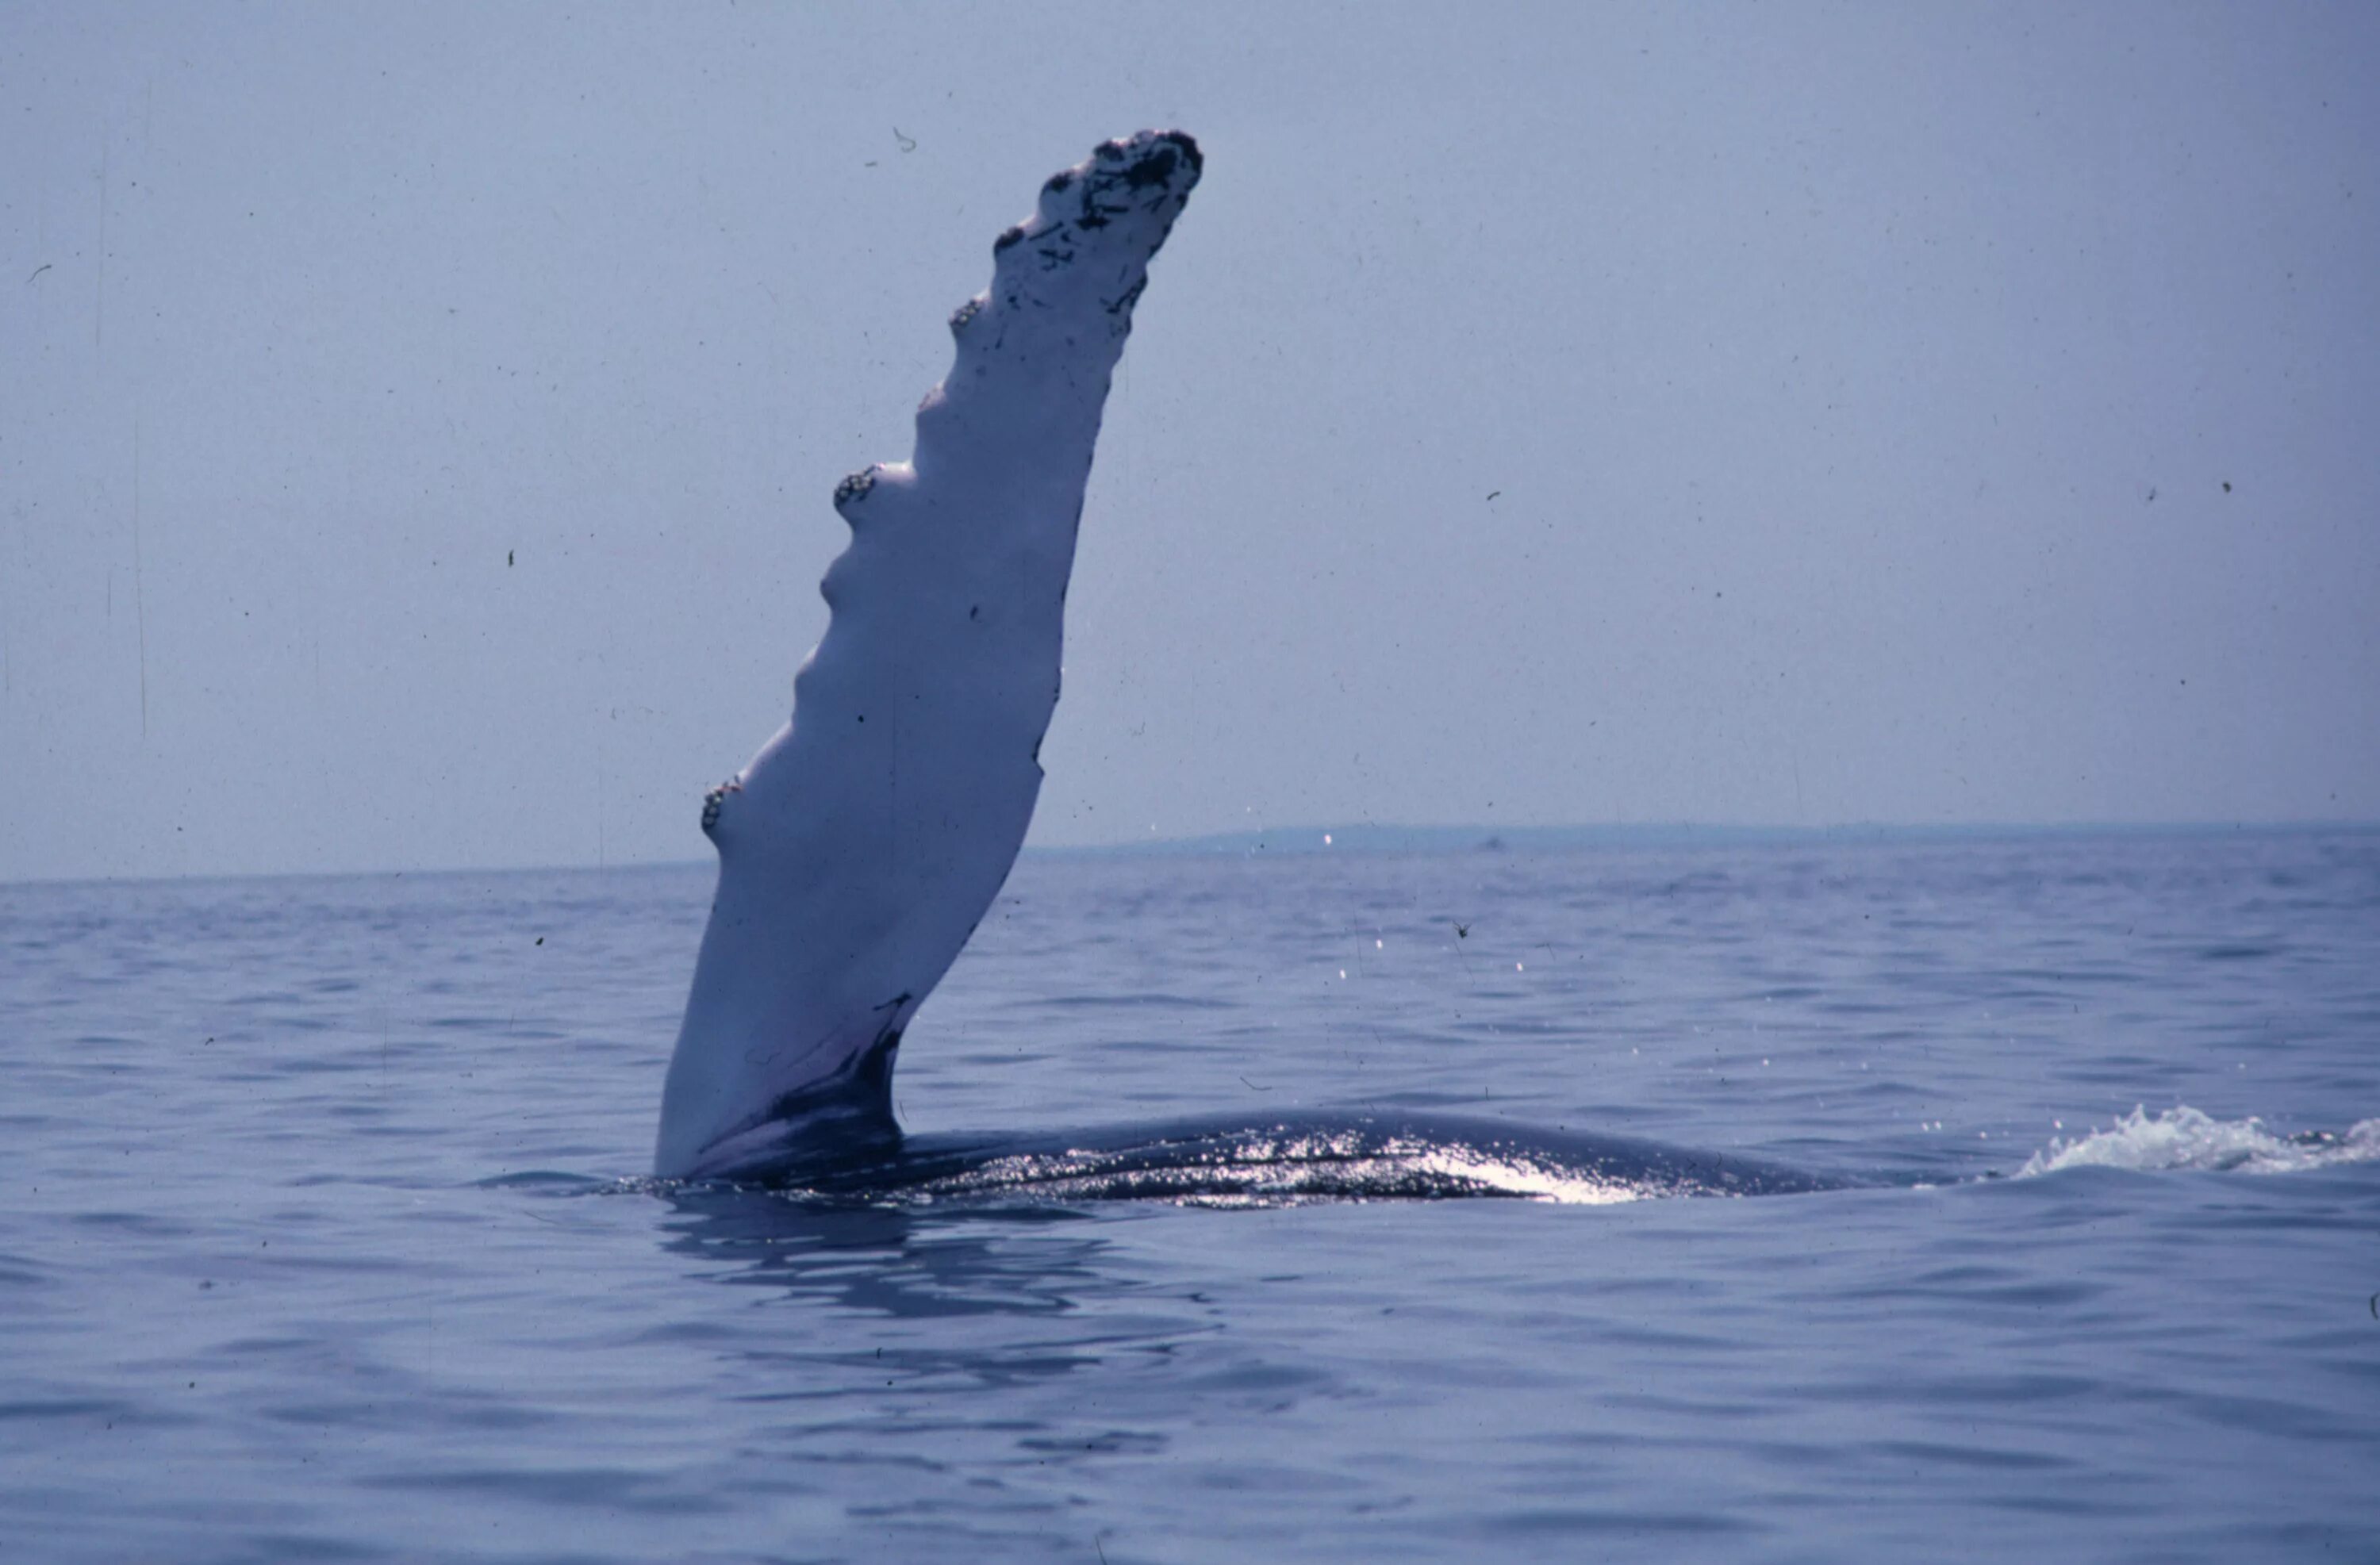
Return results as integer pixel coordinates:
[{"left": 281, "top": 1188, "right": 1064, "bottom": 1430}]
[{"left": 5, "top": 2, "right": 2377, "bottom": 880}]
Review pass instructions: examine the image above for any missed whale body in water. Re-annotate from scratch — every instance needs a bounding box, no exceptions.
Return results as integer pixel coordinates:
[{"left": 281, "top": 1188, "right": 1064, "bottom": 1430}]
[
  {"left": 651, "top": 132, "right": 1829, "bottom": 1202},
  {"left": 654, "top": 132, "right": 1204, "bottom": 1182}
]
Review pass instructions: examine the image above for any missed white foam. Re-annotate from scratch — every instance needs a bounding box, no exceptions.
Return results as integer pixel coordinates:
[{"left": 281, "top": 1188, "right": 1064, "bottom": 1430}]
[{"left": 2016, "top": 1105, "right": 2380, "bottom": 1178}]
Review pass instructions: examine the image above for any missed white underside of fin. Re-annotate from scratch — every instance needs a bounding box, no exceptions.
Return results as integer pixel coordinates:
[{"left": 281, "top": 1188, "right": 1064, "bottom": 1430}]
[{"left": 654, "top": 132, "right": 1202, "bottom": 1180}]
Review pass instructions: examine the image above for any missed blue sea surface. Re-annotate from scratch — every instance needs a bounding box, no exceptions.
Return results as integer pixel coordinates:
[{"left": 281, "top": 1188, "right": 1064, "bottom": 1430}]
[{"left": 2, "top": 829, "right": 2376, "bottom": 1562}]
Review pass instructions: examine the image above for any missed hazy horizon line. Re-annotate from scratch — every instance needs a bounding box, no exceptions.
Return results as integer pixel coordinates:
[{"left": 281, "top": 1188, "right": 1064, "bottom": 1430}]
[{"left": 4, "top": 819, "right": 2374, "bottom": 892}]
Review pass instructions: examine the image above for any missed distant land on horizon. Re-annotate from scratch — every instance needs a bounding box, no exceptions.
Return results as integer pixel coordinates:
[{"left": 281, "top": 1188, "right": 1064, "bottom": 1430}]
[{"left": 1035, "top": 819, "right": 2380, "bottom": 858}]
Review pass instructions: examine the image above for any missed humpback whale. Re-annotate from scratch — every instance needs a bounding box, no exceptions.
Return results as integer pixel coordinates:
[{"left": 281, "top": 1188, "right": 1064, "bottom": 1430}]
[
  {"left": 654, "top": 132, "right": 1203, "bottom": 1182},
  {"left": 650, "top": 132, "right": 1837, "bottom": 1203}
]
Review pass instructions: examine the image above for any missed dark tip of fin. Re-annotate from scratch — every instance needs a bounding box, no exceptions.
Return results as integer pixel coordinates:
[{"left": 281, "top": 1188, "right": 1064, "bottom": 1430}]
[
  {"left": 1123, "top": 145, "right": 1177, "bottom": 190},
  {"left": 1158, "top": 129, "right": 1203, "bottom": 175}
]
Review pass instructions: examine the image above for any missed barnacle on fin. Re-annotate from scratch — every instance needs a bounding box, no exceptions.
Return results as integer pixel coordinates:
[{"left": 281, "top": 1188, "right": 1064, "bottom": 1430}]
[
  {"left": 833, "top": 463, "right": 881, "bottom": 511},
  {"left": 700, "top": 780, "right": 740, "bottom": 837}
]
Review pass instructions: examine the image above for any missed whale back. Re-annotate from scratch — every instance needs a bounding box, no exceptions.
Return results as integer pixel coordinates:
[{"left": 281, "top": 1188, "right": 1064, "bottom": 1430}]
[{"left": 654, "top": 132, "right": 1202, "bottom": 1180}]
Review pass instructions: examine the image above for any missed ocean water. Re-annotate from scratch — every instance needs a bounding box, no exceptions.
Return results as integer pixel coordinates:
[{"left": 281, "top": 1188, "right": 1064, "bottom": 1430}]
[{"left": 3, "top": 828, "right": 2376, "bottom": 1562}]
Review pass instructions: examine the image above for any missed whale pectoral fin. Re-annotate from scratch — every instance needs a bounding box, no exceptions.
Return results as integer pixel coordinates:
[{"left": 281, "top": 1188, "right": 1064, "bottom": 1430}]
[{"left": 651, "top": 132, "right": 1202, "bottom": 1183}]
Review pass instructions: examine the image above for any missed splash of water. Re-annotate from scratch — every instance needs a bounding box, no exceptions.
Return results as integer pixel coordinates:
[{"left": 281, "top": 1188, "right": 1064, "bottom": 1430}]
[{"left": 2017, "top": 1106, "right": 2380, "bottom": 1178}]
